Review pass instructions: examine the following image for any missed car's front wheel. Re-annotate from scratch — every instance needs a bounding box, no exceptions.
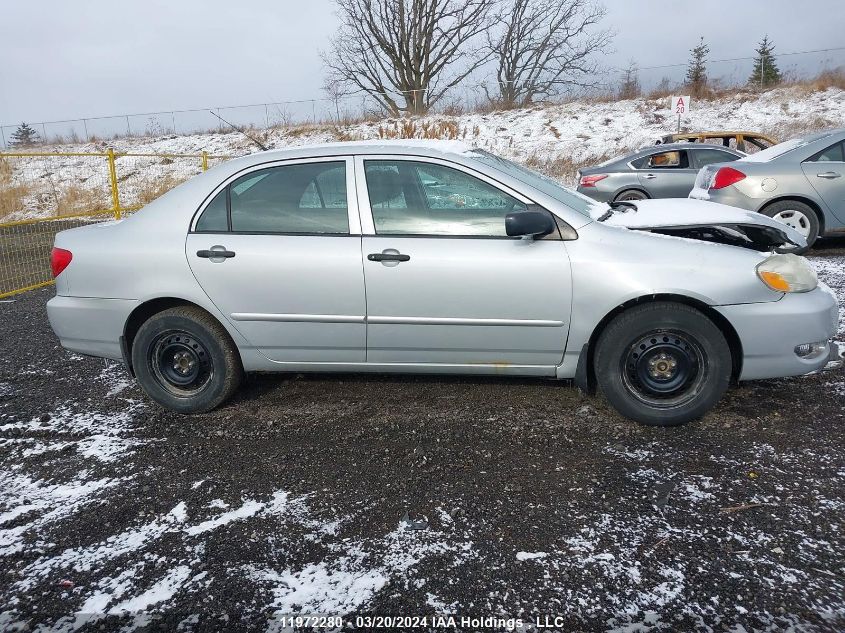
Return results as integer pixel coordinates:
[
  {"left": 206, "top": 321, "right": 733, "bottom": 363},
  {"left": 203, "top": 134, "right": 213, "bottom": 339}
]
[
  {"left": 594, "top": 302, "right": 732, "bottom": 426},
  {"left": 132, "top": 306, "right": 242, "bottom": 414}
]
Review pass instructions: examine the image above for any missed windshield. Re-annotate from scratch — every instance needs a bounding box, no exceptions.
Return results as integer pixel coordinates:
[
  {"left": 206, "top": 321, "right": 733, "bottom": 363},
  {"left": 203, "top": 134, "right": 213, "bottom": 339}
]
[
  {"left": 467, "top": 150, "right": 601, "bottom": 217},
  {"left": 742, "top": 132, "right": 832, "bottom": 163}
]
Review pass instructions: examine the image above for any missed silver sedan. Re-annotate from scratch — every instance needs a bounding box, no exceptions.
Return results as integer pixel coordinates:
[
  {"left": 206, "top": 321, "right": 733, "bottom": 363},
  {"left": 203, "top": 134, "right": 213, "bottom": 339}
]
[
  {"left": 47, "top": 141, "right": 838, "bottom": 426},
  {"left": 577, "top": 143, "right": 744, "bottom": 202},
  {"left": 690, "top": 129, "right": 845, "bottom": 249}
]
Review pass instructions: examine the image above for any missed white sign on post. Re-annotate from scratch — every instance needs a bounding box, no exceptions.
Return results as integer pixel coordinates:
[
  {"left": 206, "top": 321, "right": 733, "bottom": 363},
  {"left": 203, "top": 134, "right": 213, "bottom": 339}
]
[
  {"left": 671, "top": 95, "right": 692, "bottom": 115},
  {"left": 670, "top": 95, "right": 691, "bottom": 132}
]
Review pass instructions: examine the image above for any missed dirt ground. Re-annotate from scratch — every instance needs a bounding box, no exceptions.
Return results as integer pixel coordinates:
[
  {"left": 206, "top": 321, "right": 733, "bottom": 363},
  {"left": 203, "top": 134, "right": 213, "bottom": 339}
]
[{"left": 0, "top": 243, "right": 843, "bottom": 633}]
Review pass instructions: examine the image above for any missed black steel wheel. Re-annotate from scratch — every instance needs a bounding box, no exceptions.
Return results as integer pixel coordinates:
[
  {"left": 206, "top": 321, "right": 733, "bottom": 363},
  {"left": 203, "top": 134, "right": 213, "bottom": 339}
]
[
  {"left": 621, "top": 330, "right": 707, "bottom": 408},
  {"left": 594, "top": 302, "right": 732, "bottom": 426},
  {"left": 150, "top": 330, "right": 214, "bottom": 396},
  {"left": 132, "top": 306, "right": 242, "bottom": 414}
]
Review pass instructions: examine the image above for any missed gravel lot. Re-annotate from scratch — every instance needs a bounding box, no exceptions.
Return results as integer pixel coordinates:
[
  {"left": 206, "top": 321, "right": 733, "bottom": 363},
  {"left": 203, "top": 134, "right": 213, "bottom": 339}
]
[{"left": 1, "top": 242, "right": 844, "bottom": 633}]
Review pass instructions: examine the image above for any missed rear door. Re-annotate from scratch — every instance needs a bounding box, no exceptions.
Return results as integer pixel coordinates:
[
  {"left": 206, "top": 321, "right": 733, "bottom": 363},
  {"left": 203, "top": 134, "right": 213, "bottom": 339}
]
[
  {"left": 186, "top": 157, "right": 367, "bottom": 363},
  {"left": 636, "top": 149, "right": 698, "bottom": 197},
  {"left": 356, "top": 156, "right": 572, "bottom": 370},
  {"left": 801, "top": 140, "right": 845, "bottom": 224}
]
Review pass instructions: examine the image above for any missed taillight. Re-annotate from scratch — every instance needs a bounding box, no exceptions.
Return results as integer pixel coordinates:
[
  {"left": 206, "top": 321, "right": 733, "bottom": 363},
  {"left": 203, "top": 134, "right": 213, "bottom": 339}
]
[
  {"left": 710, "top": 166, "right": 746, "bottom": 190},
  {"left": 51, "top": 247, "right": 73, "bottom": 277},
  {"left": 579, "top": 174, "right": 608, "bottom": 187}
]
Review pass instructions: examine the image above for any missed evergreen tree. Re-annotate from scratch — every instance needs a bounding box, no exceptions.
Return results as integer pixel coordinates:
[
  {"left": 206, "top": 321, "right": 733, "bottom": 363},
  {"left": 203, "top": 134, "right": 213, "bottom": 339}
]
[
  {"left": 748, "top": 35, "right": 782, "bottom": 88},
  {"left": 9, "top": 122, "right": 39, "bottom": 147},
  {"left": 685, "top": 37, "right": 709, "bottom": 95},
  {"left": 618, "top": 61, "right": 641, "bottom": 99}
]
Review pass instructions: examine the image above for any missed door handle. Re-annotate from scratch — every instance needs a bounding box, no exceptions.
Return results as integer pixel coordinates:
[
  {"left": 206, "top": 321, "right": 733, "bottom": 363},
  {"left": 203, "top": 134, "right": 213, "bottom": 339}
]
[
  {"left": 368, "top": 252, "right": 410, "bottom": 262},
  {"left": 643, "top": 173, "right": 657, "bottom": 179},
  {"left": 817, "top": 171, "right": 841, "bottom": 179},
  {"left": 197, "top": 249, "right": 236, "bottom": 258}
]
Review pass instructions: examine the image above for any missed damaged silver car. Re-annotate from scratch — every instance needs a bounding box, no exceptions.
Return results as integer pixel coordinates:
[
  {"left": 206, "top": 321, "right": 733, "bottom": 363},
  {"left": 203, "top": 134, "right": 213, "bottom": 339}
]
[{"left": 47, "top": 141, "right": 839, "bottom": 426}]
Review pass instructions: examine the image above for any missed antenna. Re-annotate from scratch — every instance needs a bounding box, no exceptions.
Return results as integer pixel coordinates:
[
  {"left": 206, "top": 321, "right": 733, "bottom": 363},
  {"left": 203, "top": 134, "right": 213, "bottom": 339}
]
[{"left": 209, "top": 110, "right": 269, "bottom": 151}]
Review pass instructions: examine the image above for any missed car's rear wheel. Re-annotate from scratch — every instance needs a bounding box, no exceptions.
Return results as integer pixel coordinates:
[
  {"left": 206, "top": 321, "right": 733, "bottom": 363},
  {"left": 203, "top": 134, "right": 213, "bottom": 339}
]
[
  {"left": 132, "top": 306, "right": 242, "bottom": 414},
  {"left": 760, "top": 200, "right": 819, "bottom": 253},
  {"left": 594, "top": 302, "right": 732, "bottom": 426},
  {"left": 614, "top": 189, "right": 648, "bottom": 202}
]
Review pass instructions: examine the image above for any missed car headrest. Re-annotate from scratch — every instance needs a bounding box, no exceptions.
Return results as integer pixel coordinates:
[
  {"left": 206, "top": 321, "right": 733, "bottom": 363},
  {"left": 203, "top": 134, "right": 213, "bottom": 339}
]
[{"left": 366, "top": 168, "right": 402, "bottom": 205}]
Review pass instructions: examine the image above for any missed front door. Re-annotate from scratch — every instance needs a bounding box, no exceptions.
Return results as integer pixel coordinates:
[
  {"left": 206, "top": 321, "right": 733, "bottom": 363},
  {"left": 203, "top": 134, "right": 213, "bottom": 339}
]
[
  {"left": 356, "top": 157, "right": 572, "bottom": 369},
  {"left": 186, "top": 157, "right": 367, "bottom": 363}
]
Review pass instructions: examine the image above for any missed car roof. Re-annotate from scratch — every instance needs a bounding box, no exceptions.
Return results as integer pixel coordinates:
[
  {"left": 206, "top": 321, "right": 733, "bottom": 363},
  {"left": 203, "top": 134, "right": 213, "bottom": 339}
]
[
  {"left": 648, "top": 142, "right": 735, "bottom": 151},
  {"left": 627, "top": 142, "right": 738, "bottom": 159},
  {"left": 229, "top": 139, "right": 479, "bottom": 164},
  {"left": 662, "top": 131, "right": 774, "bottom": 139}
]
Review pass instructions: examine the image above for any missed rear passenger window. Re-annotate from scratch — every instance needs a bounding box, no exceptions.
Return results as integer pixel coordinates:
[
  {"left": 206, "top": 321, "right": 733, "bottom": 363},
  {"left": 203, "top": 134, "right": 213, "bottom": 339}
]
[
  {"left": 694, "top": 149, "right": 740, "bottom": 167},
  {"left": 196, "top": 189, "right": 228, "bottom": 232},
  {"left": 229, "top": 162, "right": 349, "bottom": 233},
  {"left": 807, "top": 142, "right": 845, "bottom": 162}
]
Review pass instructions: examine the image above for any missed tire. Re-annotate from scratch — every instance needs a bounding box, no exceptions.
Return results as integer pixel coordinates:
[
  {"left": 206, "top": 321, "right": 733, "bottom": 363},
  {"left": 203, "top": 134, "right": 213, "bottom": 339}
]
[
  {"left": 614, "top": 189, "right": 648, "bottom": 202},
  {"left": 760, "top": 200, "right": 820, "bottom": 254},
  {"left": 594, "top": 302, "right": 732, "bottom": 427},
  {"left": 132, "top": 306, "right": 243, "bottom": 414}
]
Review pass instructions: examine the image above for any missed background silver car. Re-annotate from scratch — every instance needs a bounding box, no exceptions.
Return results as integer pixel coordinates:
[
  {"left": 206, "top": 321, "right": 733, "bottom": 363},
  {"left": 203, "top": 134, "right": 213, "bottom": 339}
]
[
  {"left": 690, "top": 129, "right": 845, "bottom": 249},
  {"left": 577, "top": 143, "right": 744, "bottom": 202},
  {"left": 46, "top": 141, "right": 837, "bottom": 427}
]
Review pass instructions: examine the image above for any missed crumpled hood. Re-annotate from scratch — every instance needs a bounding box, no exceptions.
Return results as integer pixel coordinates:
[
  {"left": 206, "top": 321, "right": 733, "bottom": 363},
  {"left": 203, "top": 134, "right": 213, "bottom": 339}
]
[{"left": 590, "top": 198, "right": 807, "bottom": 250}]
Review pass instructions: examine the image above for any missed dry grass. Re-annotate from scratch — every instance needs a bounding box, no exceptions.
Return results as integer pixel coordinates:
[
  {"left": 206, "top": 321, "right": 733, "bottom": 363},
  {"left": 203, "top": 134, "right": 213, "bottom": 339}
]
[
  {"left": 55, "top": 186, "right": 110, "bottom": 216},
  {"left": 0, "top": 158, "right": 33, "bottom": 221},
  {"left": 789, "top": 68, "right": 845, "bottom": 94},
  {"left": 336, "top": 118, "right": 480, "bottom": 143},
  {"left": 524, "top": 152, "right": 616, "bottom": 186},
  {"left": 135, "top": 175, "right": 187, "bottom": 206}
]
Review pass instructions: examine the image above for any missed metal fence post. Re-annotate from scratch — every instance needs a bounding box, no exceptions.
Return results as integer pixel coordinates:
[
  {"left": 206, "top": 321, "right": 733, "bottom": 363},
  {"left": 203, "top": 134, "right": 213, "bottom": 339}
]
[
  {"left": 201, "top": 151, "right": 209, "bottom": 172},
  {"left": 107, "top": 149, "right": 122, "bottom": 219}
]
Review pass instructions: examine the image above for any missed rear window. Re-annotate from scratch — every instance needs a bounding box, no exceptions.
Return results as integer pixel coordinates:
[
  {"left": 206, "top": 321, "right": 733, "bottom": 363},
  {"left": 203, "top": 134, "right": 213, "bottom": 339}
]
[{"left": 208, "top": 161, "right": 350, "bottom": 234}]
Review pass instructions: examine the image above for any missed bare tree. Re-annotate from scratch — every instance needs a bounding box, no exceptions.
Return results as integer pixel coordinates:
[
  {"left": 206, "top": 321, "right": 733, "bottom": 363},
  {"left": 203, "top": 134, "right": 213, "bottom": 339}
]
[
  {"left": 323, "top": 0, "right": 496, "bottom": 117},
  {"left": 487, "top": 0, "right": 612, "bottom": 108},
  {"left": 618, "top": 60, "right": 641, "bottom": 100}
]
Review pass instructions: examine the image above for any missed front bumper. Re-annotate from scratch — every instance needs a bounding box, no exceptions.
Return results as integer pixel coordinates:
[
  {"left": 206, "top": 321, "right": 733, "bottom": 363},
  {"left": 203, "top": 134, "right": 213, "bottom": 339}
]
[
  {"left": 715, "top": 286, "right": 839, "bottom": 381},
  {"left": 47, "top": 295, "right": 139, "bottom": 361}
]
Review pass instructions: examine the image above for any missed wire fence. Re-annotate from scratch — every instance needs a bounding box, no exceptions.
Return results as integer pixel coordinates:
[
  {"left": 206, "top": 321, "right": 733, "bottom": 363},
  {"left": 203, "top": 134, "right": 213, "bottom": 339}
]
[
  {"left": 1, "top": 47, "right": 843, "bottom": 148},
  {"left": 0, "top": 151, "right": 230, "bottom": 298}
]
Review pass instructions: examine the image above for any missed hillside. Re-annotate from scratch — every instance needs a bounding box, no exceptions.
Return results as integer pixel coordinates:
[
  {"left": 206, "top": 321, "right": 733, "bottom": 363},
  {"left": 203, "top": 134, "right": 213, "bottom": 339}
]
[{"left": 3, "top": 85, "right": 845, "bottom": 223}]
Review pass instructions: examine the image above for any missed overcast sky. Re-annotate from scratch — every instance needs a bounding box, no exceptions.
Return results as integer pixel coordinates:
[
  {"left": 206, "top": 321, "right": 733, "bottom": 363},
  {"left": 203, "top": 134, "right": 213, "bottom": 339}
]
[{"left": 1, "top": 0, "right": 843, "bottom": 126}]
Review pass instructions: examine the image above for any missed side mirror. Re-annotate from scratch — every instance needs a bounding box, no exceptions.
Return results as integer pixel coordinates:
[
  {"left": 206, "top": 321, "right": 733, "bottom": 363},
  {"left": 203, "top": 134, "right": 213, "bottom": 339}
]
[{"left": 505, "top": 209, "right": 555, "bottom": 239}]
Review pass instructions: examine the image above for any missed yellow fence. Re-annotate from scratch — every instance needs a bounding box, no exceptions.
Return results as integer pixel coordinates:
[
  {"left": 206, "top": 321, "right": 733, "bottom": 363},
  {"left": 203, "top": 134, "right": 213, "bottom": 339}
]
[{"left": 0, "top": 150, "right": 230, "bottom": 298}]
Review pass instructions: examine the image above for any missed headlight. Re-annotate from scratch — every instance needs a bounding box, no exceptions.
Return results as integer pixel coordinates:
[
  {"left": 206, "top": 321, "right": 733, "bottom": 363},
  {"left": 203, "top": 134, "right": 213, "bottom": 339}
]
[{"left": 756, "top": 254, "right": 817, "bottom": 293}]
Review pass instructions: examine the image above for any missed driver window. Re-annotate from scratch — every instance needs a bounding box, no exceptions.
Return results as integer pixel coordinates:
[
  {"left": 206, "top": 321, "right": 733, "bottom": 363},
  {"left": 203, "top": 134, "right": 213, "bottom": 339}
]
[
  {"left": 364, "top": 160, "right": 527, "bottom": 236},
  {"left": 646, "top": 150, "right": 688, "bottom": 169}
]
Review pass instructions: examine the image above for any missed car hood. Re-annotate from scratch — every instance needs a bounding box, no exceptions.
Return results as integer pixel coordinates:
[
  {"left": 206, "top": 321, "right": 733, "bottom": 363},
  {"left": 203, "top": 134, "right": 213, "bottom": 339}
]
[{"left": 589, "top": 198, "right": 807, "bottom": 250}]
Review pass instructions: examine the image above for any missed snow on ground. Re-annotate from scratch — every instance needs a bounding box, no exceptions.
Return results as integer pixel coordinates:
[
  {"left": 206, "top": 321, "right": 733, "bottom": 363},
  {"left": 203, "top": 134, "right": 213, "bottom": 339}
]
[{"left": 3, "top": 85, "right": 845, "bottom": 222}]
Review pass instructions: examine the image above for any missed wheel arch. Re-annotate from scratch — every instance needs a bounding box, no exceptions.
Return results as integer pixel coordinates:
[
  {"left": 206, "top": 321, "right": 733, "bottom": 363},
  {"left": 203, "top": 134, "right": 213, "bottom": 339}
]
[
  {"left": 758, "top": 195, "right": 826, "bottom": 234},
  {"left": 121, "top": 297, "right": 240, "bottom": 376},
  {"left": 612, "top": 186, "right": 651, "bottom": 201},
  {"left": 575, "top": 293, "right": 743, "bottom": 394}
]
